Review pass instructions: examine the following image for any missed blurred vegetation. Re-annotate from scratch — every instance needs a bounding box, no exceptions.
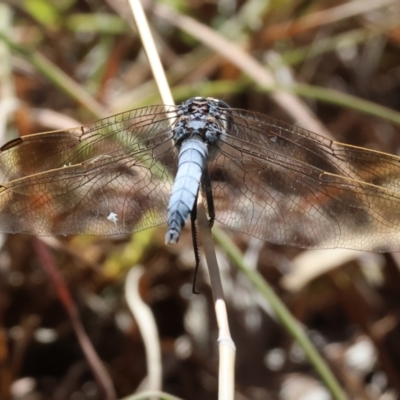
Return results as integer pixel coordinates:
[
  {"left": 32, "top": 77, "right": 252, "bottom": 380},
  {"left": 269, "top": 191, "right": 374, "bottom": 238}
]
[{"left": 1, "top": 0, "right": 400, "bottom": 399}]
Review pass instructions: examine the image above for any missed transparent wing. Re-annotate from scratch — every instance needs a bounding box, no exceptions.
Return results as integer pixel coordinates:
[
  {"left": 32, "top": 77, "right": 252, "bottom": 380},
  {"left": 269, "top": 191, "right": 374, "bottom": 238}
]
[
  {"left": 205, "top": 107, "right": 400, "bottom": 252},
  {"left": 0, "top": 106, "right": 179, "bottom": 235}
]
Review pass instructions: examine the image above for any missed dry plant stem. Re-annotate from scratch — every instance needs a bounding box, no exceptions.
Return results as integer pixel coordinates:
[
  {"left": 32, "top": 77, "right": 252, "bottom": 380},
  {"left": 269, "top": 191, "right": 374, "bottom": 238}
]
[
  {"left": 125, "top": 266, "right": 162, "bottom": 395},
  {"left": 128, "top": 0, "right": 174, "bottom": 106},
  {"left": 32, "top": 239, "right": 117, "bottom": 400},
  {"left": 197, "top": 204, "right": 236, "bottom": 400},
  {"left": 0, "top": 4, "right": 17, "bottom": 143},
  {"left": 121, "top": 390, "right": 184, "bottom": 400},
  {"left": 212, "top": 229, "right": 349, "bottom": 400}
]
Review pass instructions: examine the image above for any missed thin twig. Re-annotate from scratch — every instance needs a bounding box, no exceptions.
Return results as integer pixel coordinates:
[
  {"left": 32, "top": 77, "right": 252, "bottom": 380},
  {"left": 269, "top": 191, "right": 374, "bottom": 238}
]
[
  {"left": 128, "top": 0, "right": 173, "bottom": 106},
  {"left": 212, "top": 228, "right": 349, "bottom": 400},
  {"left": 121, "top": 390, "right": 184, "bottom": 400},
  {"left": 0, "top": 4, "right": 18, "bottom": 143},
  {"left": 125, "top": 266, "right": 162, "bottom": 395},
  {"left": 197, "top": 204, "right": 235, "bottom": 400}
]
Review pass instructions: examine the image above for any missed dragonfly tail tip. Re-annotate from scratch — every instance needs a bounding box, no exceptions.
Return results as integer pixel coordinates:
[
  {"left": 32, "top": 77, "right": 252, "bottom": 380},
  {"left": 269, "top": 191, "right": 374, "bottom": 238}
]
[{"left": 165, "top": 229, "right": 180, "bottom": 245}]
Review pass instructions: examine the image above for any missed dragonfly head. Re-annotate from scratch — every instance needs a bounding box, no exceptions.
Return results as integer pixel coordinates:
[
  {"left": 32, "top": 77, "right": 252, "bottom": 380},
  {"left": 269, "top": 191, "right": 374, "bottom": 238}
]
[{"left": 173, "top": 97, "right": 232, "bottom": 147}]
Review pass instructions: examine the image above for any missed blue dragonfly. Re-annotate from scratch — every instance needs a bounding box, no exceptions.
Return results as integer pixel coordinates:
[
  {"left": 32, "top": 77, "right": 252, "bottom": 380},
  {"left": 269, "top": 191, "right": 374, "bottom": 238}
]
[{"left": 0, "top": 97, "right": 399, "bottom": 252}]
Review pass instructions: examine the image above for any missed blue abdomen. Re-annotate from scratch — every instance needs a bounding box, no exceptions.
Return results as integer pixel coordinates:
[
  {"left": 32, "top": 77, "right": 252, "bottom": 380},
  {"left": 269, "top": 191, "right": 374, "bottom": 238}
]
[{"left": 165, "top": 139, "right": 208, "bottom": 244}]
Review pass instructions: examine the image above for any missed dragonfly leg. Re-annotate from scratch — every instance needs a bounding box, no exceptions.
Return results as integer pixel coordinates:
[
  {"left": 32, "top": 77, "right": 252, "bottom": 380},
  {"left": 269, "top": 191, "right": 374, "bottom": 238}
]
[
  {"left": 191, "top": 192, "right": 201, "bottom": 294},
  {"left": 201, "top": 166, "right": 215, "bottom": 228}
]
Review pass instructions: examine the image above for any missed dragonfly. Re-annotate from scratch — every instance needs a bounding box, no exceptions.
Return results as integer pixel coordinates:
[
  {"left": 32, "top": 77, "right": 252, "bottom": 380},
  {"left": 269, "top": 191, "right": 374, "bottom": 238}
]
[{"left": 0, "top": 96, "right": 400, "bottom": 252}]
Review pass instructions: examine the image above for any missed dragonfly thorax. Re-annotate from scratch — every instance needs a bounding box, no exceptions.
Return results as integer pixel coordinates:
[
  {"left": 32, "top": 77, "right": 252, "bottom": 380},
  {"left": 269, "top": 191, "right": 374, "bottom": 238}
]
[{"left": 172, "top": 97, "right": 229, "bottom": 147}]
